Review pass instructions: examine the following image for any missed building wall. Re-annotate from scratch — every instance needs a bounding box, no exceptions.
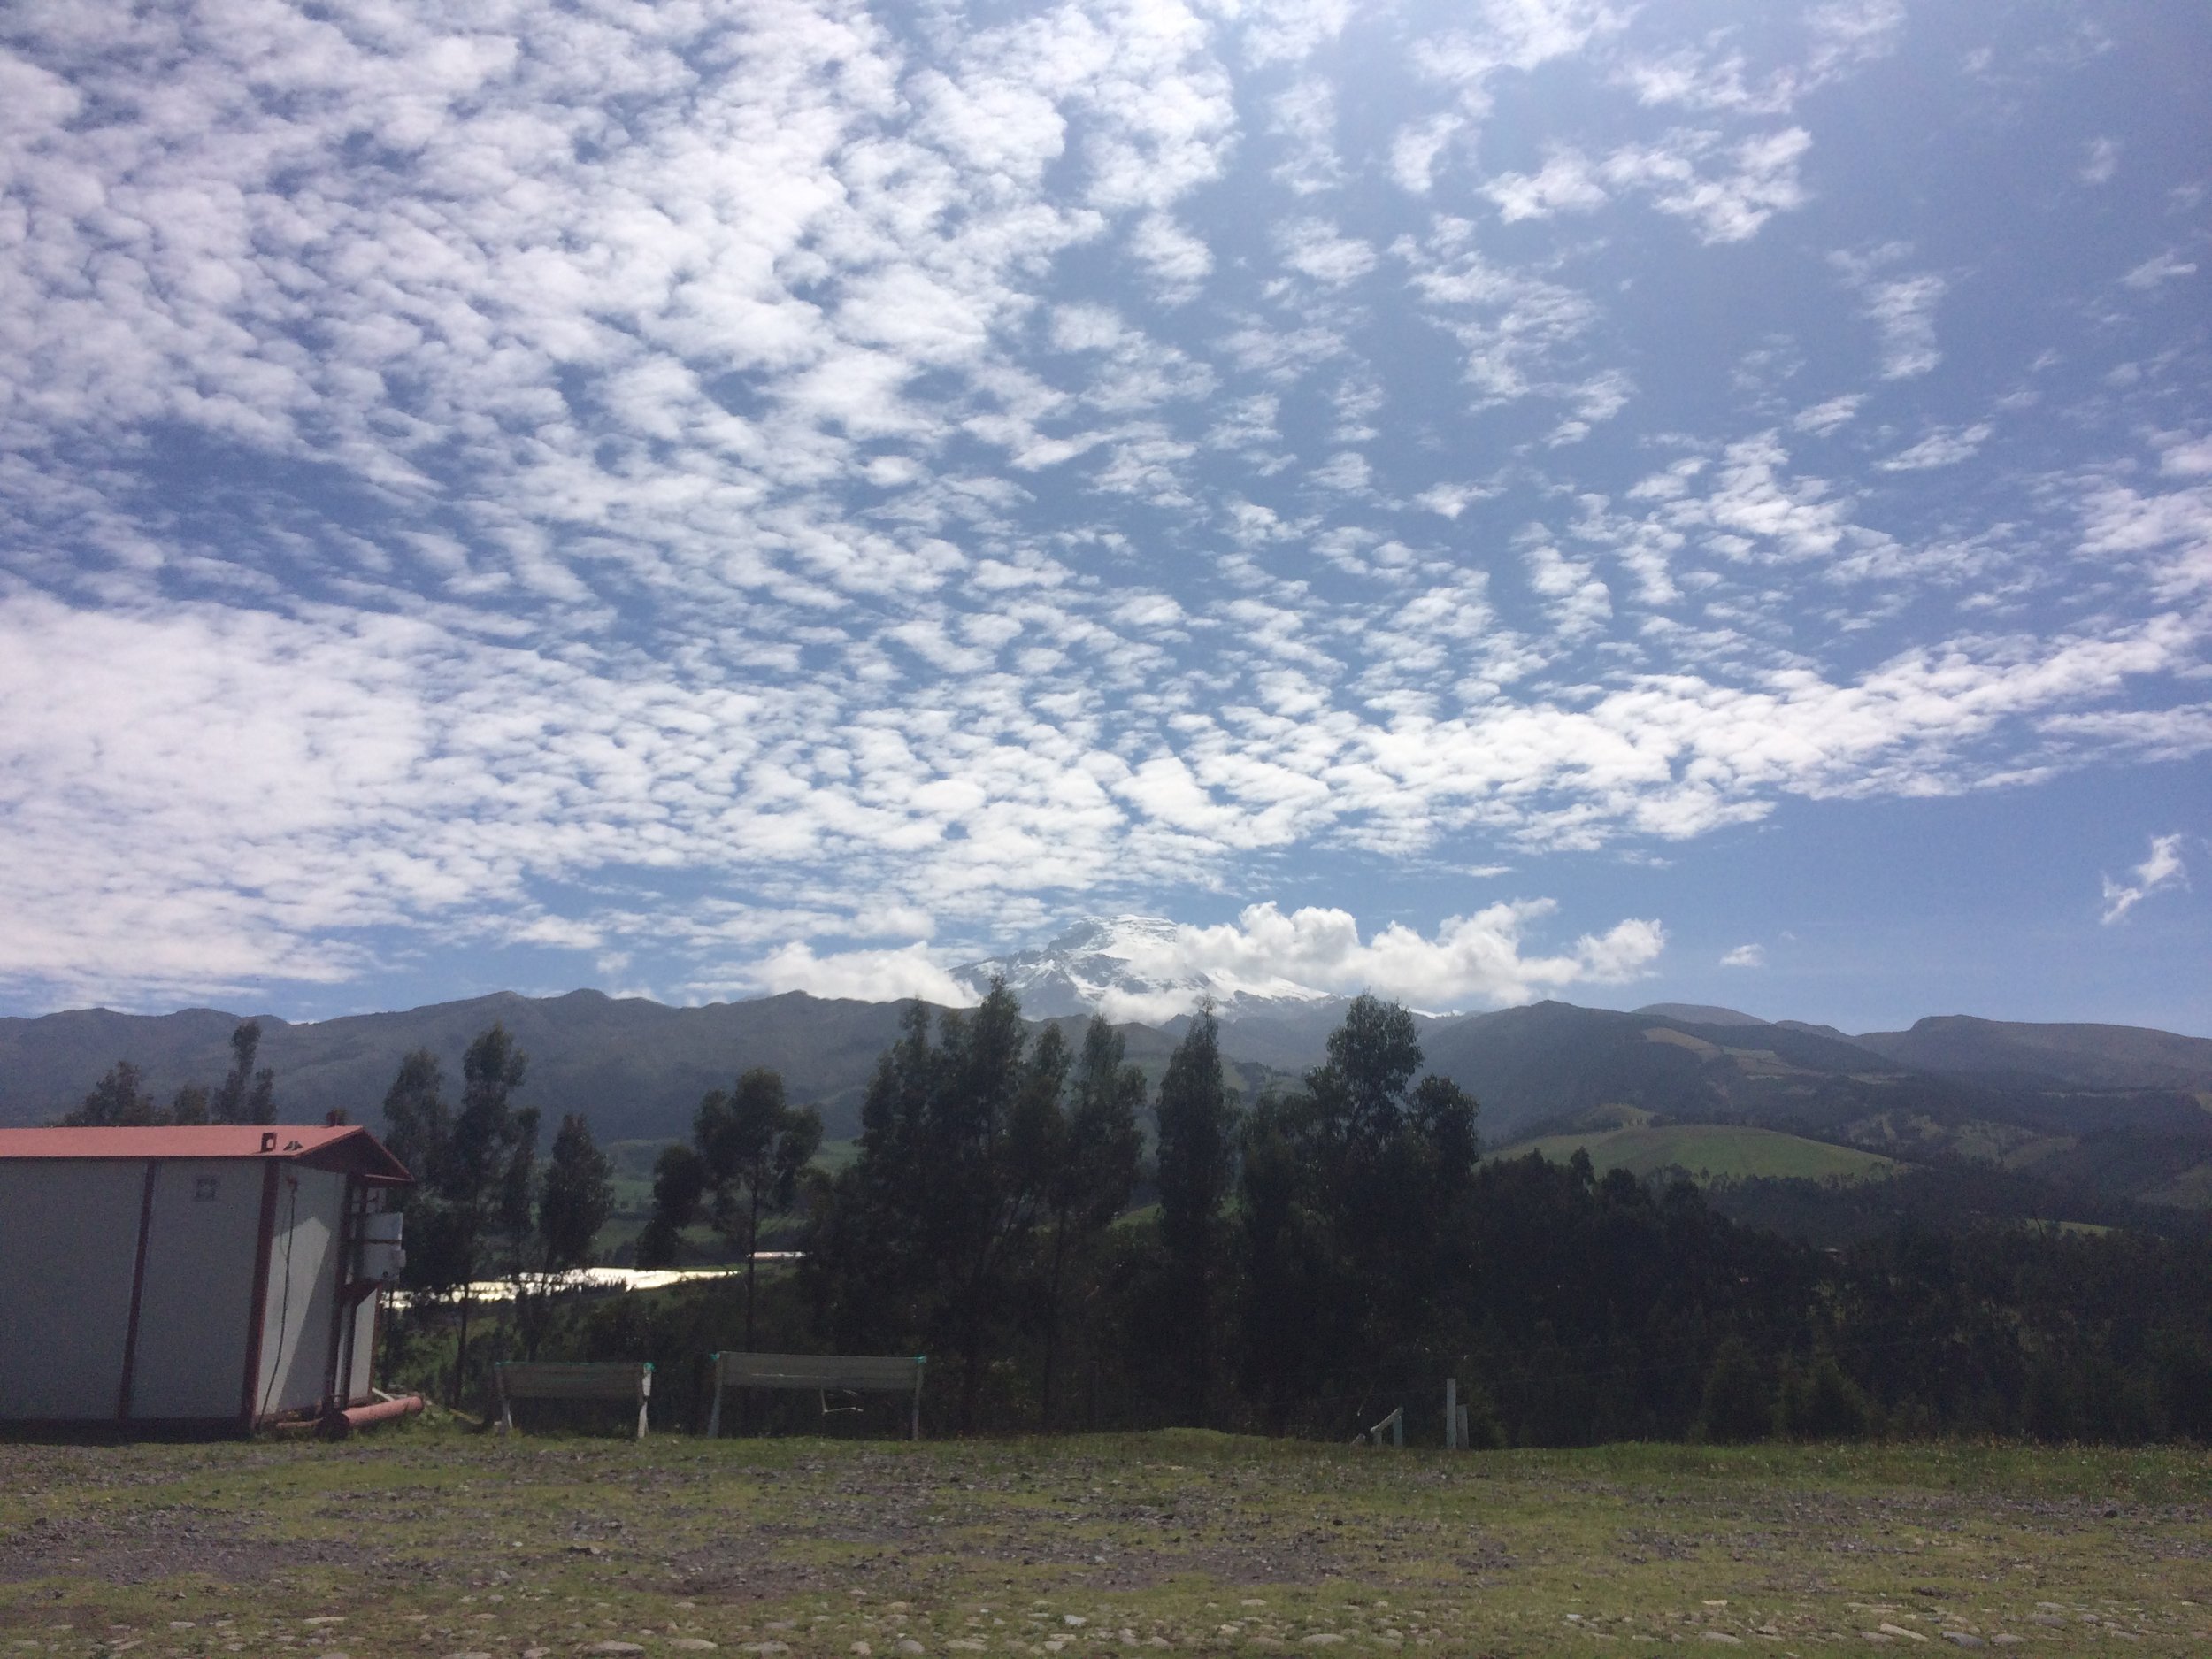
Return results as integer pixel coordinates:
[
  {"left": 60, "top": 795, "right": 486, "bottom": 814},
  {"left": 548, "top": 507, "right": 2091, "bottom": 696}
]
[
  {"left": 344, "top": 1292, "right": 380, "bottom": 1405},
  {"left": 253, "top": 1166, "right": 348, "bottom": 1418},
  {"left": 0, "top": 1161, "right": 146, "bottom": 1419},
  {"left": 129, "top": 1159, "right": 265, "bottom": 1422}
]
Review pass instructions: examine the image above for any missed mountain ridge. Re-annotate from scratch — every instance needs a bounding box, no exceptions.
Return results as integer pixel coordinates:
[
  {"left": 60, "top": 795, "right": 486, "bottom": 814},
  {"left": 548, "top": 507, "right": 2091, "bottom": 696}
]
[{"left": 8, "top": 982, "right": 2208, "bottom": 1130}]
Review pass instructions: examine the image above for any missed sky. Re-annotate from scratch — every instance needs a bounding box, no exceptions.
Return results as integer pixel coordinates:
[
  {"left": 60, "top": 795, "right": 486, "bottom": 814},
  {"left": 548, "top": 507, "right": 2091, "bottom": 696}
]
[{"left": 1, "top": 0, "right": 2207, "bottom": 1033}]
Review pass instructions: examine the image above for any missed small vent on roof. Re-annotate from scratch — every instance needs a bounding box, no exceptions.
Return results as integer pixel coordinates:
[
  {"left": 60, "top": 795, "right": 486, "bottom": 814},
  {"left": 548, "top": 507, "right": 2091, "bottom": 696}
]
[{"left": 259, "top": 1131, "right": 277, "bottom": 1153}]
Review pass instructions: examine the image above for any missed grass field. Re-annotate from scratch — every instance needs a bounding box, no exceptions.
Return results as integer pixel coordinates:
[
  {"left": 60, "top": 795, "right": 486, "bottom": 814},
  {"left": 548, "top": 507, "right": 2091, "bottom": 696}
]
[
  {"left": 1494, "top": 1125, "right": 1901, "bottom": 1185},
  {"left": 4, "top": 1424, "right": 2208, "bottom": 1655}
]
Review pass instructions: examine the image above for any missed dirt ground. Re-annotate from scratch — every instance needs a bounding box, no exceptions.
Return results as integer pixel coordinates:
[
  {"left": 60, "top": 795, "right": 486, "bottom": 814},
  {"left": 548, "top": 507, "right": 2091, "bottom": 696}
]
[{"left": 3, "top": 1423, "right": 2209, "bottom": 1655}]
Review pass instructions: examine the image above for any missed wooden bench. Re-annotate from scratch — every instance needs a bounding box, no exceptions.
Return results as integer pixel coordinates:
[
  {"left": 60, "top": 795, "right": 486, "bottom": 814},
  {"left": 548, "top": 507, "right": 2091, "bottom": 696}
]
[
  {"left": 705, "top": 1351, "right": 926, "bottom": 1440},
  {"left": 494, "top": 1361, "right": 653, "bottom": 1440}
]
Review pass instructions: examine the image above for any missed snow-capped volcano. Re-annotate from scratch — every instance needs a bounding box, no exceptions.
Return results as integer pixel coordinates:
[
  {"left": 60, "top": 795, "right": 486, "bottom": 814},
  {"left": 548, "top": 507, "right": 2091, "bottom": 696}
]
[{"left": 952, "top": 916, "right": 1345, "bottom": 1024}]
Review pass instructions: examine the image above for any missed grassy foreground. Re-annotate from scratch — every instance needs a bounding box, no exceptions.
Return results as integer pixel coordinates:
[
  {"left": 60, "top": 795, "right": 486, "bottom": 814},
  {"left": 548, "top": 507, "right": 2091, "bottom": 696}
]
[{"left": 4, "top": 1425, "right": 2209, "bottom": 1655}]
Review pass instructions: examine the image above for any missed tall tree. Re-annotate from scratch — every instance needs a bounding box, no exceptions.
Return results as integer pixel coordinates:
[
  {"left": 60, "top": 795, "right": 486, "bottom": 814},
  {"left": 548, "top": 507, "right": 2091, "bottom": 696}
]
[
  {"left": 1305, "top": 995, "right": 1479, "bottom": 1361},
  {"left": 380, "top": 1048, "right": 450, "bottom": 1190},
  {"left": 1154, "top": 1007, "right": 1238, "bottom": 1425},
  {"left": 1035, "top": 1017, "right": 1143, "bottom": 1427},
  {"left": 1235, "top": 1087, "right": 1332, "bottom": 1431},
  {"left": 539, "top": 1113, "right": 615, "bottom": 1275},
  {"left": 1235, "top": 995, "right": 1479, "bottom": 1428},
  {"left": 440, "top": 1025, "right": 538, "bottom": 1404},
  {"left": 211, "top": 1019, "right": 276, "bottom": 1125},
  {"left": 638, "top": 1067, "right": 823, "bottom": 1351},
  {"left": 509, "top": 1111, "right": 617, "bottom": 1361},
  {"left": 378, "top": 1048, "right": 470, "bottom": 1297},
  {"left": 931, "top": 979, "right": 1049, "bottom": 1429},
  {"left": 811, "top": 980, "right": 1058, "bottom": 1430}
]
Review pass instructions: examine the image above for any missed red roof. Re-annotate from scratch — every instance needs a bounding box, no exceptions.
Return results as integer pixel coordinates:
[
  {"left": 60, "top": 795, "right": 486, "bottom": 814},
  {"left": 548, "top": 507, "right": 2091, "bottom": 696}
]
[{"left": 0, "top": 1124, "right": 412, "bottom": 1184}]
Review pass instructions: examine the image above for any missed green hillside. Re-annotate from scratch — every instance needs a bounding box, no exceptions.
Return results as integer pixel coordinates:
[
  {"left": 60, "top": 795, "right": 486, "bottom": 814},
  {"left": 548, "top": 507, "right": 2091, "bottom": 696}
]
[{"left": 1494, "top": 1122, "right": 1902, "bottom": 1184}]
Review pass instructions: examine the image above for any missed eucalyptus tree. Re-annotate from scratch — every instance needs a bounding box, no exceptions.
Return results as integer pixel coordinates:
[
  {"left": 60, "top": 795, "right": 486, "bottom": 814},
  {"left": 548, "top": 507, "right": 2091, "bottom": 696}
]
[
  {"left": 639, "top": 1066, "right": 822, "bottom": 1351},
  {"left": 1238, "top": 995, "right": 1479, "bottom": 1427},
  {"left": 375, "top": 1026, "right": 536, "bottom": 1403},
  {"left": 211, "top": 1018, "right": 275, "bottom": 1125},
  {"left": 812, "top": 979, "right": 1068, "bottom": 1431},
  {"left": 1154, "top": 1006, "right": 1238, "bottom": 1425},
  {"left": 1034, "top": 1016, "right": 1143, "bottom": 1426}
]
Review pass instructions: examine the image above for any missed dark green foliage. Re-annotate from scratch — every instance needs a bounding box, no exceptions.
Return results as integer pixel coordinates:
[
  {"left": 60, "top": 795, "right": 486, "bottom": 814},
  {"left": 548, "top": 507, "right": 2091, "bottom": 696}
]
[
  {"left": 58, "top": 1018, "right": 273, "bottom": 1128},
  {"left": 540, "top": 1113, "right": 615, "bottom": 1273},
  {"left": 212, "top": 1019, "right": 275, "bottom": 1124},
  {"left": 1233, "top": 994, "right": 1482, "bottom": 1430},
  {"left": 1778, "top": 1353, "right": 1871, "bottom": 1440},
  {"left": 373, "top": 1025, "right": 539, "bottom": 1402},
  {"left": 1155, "top": 1008, "right": 1237, "bottom": 1425},
  {"left": 422, "top": 991, "right": 2212, "bottom": 1448},
  {"left": 380, "top": 1048, "right": 471, "bottom": 1295},
  {"left": 809, "top": 983, "right": 1134, "bottom": 1430},
  {"left": 1457, "top": 1375, "right": 1507, "bottom": 1449},
  {"left": 1700, "top": 1337, "right": 1773, "bottom": 1442},
  {"left": 380, "top": 1049, "right": 449, "bottom": 1194},
  {"left": 168, "top": 1081, "right": 211, "bottom": 1124},
  {"left": 638, "top": 1065, "right": 823, "bottom": 1351},
  {"left": 62, "top": 1060, "right": 160, "bottom": 1125},
  {"left": 1035, "top": 1018, "right": 1143, "bottom": 1426}
]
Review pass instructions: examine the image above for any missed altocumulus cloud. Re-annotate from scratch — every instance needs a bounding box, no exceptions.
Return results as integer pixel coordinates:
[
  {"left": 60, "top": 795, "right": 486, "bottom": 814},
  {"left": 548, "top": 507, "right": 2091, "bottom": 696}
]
[{"left": 0, "top": 0, "right": 2206, "bottom": 1012}]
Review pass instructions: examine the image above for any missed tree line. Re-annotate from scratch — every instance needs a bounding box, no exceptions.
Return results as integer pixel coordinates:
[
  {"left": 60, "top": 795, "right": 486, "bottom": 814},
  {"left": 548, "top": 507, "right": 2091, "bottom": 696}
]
[
  {"left": 759, "top": 983, "right": 2212, "bottom": 1443},
  {"left": 66, "top": 992, "right": 2212, "bottom": 1443},
  {"left": 62, "top": 1019, "right": 279, "bottom": 1125},
  {"left": 378, "top": 1025, "right": 615, "bottom": 1395}
]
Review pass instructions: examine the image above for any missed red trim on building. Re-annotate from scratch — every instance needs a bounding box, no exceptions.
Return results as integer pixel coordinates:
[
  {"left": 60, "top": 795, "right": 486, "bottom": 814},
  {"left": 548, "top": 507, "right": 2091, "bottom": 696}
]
[
  {"left": 239, "top": 1161, "right": 281, "bottom": 1427},
  {"left": 0, "top": 1125, "right": 411, "bottom": 1184},
  {"left": 115, "top": 1160, "right": 159, "bottom": 1421}
]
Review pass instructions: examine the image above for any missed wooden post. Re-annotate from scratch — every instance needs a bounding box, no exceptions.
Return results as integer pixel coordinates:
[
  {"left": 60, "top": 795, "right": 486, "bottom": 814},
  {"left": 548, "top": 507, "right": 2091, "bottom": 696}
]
[
  {"left": 1445, "top": 1378, "right": 1458, "bottom": 1450},
  {"left": 635, "top": 1365, "right": 651, "bottom": 1441},
  {"left": 1392, "top": 1406, "right": 1402, "bottom": 1448},
  {"left": 706, "top": 1354, "right": 723, "bottom": 1440},
  {"left": 496, "top": 1367, "right": 514, "bottom": 1435},
  {"left": 910, "top": 1356, "right": 925, "bottom": 1441}
]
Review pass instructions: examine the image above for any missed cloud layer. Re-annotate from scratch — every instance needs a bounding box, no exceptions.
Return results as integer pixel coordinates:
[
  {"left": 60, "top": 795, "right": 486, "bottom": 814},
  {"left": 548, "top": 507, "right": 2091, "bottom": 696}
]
[{"left": 0, "top": 0, "right": 2206, "bottom": 1013}]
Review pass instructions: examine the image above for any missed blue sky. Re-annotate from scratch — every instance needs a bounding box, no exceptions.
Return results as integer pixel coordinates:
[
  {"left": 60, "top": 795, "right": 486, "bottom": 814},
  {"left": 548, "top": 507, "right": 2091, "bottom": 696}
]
[{"left": 1, "top": 0, "right": 2206, "bottom": 1033}]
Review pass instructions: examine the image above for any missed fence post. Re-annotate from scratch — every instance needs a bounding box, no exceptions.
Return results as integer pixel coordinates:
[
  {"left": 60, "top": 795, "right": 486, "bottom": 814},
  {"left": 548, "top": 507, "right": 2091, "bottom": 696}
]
[
  {"left": 1445, "top": 1378, "right": 1458, "bottom": 1450},
  {"left": 706, "top": 1354, "right": 723, "bottom": 1440}
]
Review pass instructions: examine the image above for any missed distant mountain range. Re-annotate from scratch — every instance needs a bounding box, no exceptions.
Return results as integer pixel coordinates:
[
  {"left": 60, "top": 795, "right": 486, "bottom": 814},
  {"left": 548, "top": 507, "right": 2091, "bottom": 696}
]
[{"left": 7, "top": 916, "right": 2211, "bottom": 1222}]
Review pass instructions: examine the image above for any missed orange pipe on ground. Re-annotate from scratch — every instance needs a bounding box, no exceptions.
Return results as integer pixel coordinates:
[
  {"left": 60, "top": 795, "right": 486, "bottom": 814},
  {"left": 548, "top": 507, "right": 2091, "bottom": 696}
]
[{"left": 325, "top": 1394, "right": 424, "bottom": 1436}]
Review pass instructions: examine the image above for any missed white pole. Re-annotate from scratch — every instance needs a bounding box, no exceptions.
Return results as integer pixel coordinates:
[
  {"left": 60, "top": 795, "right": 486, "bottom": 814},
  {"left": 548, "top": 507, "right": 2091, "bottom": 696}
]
[{"left": 1445, "top": 1378, "right": 1458, "bottom": 1450}]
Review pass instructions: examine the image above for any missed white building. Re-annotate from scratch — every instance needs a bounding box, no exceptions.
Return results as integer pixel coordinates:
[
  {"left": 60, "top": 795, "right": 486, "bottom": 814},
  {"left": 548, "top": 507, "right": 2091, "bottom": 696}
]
[{"left": 0, "top": 1123, "right": 411, "bottom": 1432}]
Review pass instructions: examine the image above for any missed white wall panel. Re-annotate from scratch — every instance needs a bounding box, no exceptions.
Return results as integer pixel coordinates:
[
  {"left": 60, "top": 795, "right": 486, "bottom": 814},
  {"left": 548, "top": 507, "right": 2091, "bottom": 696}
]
[
  {"left": 253, "top": 1168, "right": 345, "bottom": 1417},
  {"left": 130, "top": 1160, "right": 263, "bottom": 1422},
  {"left": 0, "top": 1163, "right": 145, "bottom": 1420},
  {"left": 345, "top": 1294, "right": 380, "bottom": 1403}
]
